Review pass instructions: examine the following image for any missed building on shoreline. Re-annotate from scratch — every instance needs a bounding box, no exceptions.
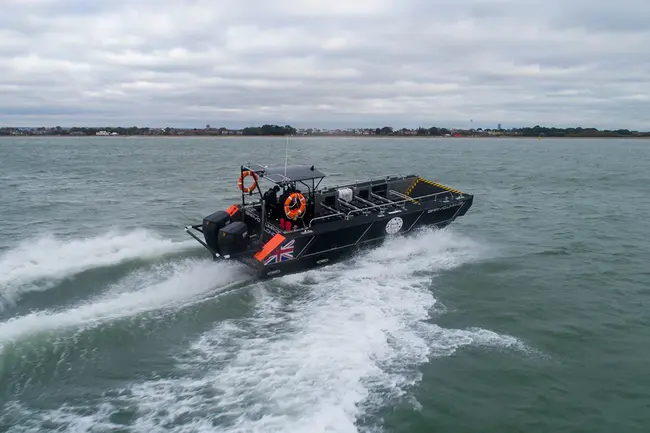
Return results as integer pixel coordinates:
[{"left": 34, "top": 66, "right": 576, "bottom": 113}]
[{"left": 1, "top": 125, "right": 648, "bottom": 138}]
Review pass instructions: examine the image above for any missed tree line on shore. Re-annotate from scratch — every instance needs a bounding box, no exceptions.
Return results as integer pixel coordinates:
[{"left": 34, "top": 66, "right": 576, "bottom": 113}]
[
  {"left": 0, "top": 124, "right": 298, "bottom": 136},
  {"left": 374, "top": 125, "right": 649, "bottom": 137},
  {"left": 1, "top": 124, "right": 648, "bottom": 137}
]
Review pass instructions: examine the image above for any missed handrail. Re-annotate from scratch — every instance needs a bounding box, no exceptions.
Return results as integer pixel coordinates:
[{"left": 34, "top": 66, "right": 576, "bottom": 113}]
[
  {"left": 237, "top": 173, "right": 462, "bottom": 229},
  {"left": 388, "top": 189, "right": 416, "bottom": 203},
  {"left": 345, "top": 190, "right": 456, "bottom": 217},
  {"left": 308, "top": 190, "right": 459, "bottom": 227},
  {"left": 308, "top": 211, "right": 346, "bottom": 227}
]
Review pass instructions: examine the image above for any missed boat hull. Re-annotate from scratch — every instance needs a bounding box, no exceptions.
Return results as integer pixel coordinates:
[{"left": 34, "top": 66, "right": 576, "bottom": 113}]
[
  {"left": 235, "top": 195, "right": 473, "bottom": 278},
  {"left": 185, "top": 169, "right": 474, "bottom": 279}
]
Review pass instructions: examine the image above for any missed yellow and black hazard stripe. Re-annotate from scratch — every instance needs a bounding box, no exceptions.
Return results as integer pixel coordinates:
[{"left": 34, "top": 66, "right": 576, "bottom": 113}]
[
  {"left": 406, "top": 177, "right": 464, "bottom": 198},
  {"left": 418, "top": 177, "right": 464, "bottom": 194},
  {"left": 405, "top": 178, "right": 421, "bottom": 196}
]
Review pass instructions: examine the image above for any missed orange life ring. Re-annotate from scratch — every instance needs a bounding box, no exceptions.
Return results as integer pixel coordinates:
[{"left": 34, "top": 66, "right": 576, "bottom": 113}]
[
  {"left": 284, "top": 192, "right": 306, "bottom": 220},
  {"left": 238, "top": 170, "right": 258, "bottom": 193}
]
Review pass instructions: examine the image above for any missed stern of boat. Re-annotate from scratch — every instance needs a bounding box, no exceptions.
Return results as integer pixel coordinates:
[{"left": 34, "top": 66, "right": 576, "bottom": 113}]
[
  {"left": 185, "top": 204, "right": 253, "bottom": 260},
  {"left": 402, "top": 176, "right": 467, "bottom": 201},
  {"left": 401, "top": 175, "right": 474, "bottom": 222}
]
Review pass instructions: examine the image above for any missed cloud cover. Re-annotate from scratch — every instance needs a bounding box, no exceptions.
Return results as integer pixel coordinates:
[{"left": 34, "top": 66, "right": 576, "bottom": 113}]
[{"left": 1, "top": 0, "right": 649, "bottom": 129}]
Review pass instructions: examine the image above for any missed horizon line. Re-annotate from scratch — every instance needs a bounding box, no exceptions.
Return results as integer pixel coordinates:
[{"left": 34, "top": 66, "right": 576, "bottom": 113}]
[{"left": 2, "top": 124, "right": 649, "bottom": 132}]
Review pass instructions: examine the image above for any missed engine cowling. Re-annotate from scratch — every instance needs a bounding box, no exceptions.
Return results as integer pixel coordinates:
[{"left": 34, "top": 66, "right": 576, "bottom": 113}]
[
  {"left": 202, "top": 211, "right": 230, "bottom": 253},
  {"left": 217, "top": 221, "right": 249, "bottom": 256}
]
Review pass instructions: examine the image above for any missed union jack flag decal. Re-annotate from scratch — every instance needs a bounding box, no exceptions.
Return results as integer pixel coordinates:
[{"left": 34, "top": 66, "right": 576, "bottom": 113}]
[{"left": 264, "top": 239, "right": 295, "bottom": 265}]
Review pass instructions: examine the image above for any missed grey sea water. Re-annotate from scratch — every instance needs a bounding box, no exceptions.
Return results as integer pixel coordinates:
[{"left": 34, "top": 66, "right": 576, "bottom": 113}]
[{"left": 0, "top": 136, "right": 649, "bottom": 432}]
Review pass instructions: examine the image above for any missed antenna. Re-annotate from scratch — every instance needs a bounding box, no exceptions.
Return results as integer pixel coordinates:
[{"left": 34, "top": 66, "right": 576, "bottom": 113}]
[{"left": 284, "top": 134, "right": 289, "bottom": 177}]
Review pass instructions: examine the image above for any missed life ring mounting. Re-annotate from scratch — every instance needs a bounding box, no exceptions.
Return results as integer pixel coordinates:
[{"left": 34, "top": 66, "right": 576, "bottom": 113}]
[
  {"left": 284, "top": 192, "right": 307, "bottom": 220},
  {"left": 238, "top": 170, "right": 258, "bottom": 193}
]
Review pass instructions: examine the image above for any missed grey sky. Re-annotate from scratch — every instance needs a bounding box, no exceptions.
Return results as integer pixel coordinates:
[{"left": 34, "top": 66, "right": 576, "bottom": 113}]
[{"left": 1, "top": 0, "right": 649, "bottom": 129}]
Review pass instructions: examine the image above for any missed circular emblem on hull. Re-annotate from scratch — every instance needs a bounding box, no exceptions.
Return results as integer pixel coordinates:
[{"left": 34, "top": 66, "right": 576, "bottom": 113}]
[{"left": 385, "top": 216, "right": 403, "bottom": 234}]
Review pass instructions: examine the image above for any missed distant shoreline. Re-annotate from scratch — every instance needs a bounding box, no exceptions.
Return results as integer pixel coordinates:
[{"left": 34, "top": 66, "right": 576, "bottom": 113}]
[
  {"left": 2, "top": 134, "right": 649, "bottom": 139},
  {"left": 3, "top": 123, "right": 649, "bottom": 139}
]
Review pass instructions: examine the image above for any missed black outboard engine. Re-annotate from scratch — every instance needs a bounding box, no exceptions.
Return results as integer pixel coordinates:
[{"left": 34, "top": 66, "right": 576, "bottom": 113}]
[
  {"left": 202, "top": 211, "right": 231, "bottom": 254},
  {"left": 202, "top": 205, "right": 250, "bottom": 257},
  {"left": 217, "top": 221, "right": 249, "bottom": 257}
]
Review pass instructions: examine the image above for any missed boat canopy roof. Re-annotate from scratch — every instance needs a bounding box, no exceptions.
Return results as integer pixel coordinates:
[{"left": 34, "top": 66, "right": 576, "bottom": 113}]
[{"left": 247, "top": 164, "right": 327, "bottom": 184}]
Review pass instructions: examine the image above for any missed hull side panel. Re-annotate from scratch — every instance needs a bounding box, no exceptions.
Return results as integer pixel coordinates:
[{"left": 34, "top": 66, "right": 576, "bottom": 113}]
[{"left": 253, "top": 196, "right": 473, "bottom": 278}]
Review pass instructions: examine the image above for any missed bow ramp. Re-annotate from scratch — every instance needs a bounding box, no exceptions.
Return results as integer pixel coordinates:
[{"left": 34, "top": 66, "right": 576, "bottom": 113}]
[{"left": 185, "top": 162, "right": 474, "bottom": 278}]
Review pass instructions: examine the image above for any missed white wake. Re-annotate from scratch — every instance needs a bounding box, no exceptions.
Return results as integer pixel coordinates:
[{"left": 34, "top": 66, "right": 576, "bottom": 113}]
[
  {"left": 1, "top": 228, "right": 533, "bottom": 433},
  {"left": 0, "top": 258, "right": 245, "bottom": 350},
  {"left": 105, "top": 228, "right": 530, "bottom": 433},
  {"left": 0, "top": 229, "right": 197, "bottom": 310}
]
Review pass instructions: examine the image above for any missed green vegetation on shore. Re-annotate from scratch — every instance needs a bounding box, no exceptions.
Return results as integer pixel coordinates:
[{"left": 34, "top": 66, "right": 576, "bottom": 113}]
[{"left": 1, "top": 124, "right": 649, "bottom": 138}]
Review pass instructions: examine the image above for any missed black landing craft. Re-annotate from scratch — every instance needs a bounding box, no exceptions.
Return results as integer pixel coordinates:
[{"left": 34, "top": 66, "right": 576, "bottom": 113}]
[{"left": 185, "top": 162, "right": 473, "bottom": 278}]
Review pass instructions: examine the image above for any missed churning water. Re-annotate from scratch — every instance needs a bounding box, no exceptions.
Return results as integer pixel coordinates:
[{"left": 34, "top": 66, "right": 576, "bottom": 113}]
[{"left": 1, "top": 136, "right": 649, "bottom": 432}]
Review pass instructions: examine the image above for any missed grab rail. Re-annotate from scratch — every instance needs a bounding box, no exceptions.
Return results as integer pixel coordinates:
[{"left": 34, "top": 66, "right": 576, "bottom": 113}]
[
  {"left": 308, "top": 210, "right": 346, "bottom": 226},
  {"left": 345, "top": 190, "right": 456, "bottom": 217},
  {"left": 308, "top": 190, "right": 459, "bottom": 227},
  {"left": 388, "top": 189, "right": 417, "bottom": 203}
]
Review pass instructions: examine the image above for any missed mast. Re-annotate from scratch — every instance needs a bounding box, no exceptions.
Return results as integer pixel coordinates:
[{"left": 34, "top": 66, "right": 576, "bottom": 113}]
[{"left": 284, "top": 134, "right": 289, "bottom": 177}]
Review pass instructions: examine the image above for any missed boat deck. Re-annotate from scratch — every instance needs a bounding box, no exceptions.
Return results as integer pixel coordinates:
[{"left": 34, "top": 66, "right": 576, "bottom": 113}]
[
  {"left": 244, "top": 174, "right": 466, "bottom": 231},
  {"left": 310, "top": 174, "right": 467, "bottom": 226}
]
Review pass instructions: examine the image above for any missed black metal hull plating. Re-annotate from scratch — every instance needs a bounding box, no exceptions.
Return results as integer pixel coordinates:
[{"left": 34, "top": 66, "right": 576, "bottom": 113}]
[
  {"left": 185, "top": 167, "right": 474, "bottom": 280},
  {"left": 237, "top": 195, "right": 473, "bottom": 278}
]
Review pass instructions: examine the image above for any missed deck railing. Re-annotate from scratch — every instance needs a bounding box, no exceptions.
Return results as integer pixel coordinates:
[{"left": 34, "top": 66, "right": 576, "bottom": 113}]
[
  {"left": 231, "top": 171, "right": 463, "bottom": 230},
  {"left": 308, "top": 189, "right": 460, "bottom": 227}
]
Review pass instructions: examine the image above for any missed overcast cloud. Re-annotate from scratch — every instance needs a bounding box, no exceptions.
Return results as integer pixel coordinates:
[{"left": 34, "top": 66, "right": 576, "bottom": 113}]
[{"left": 1, "top": 0, "right": 649, "bottom": 129}]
